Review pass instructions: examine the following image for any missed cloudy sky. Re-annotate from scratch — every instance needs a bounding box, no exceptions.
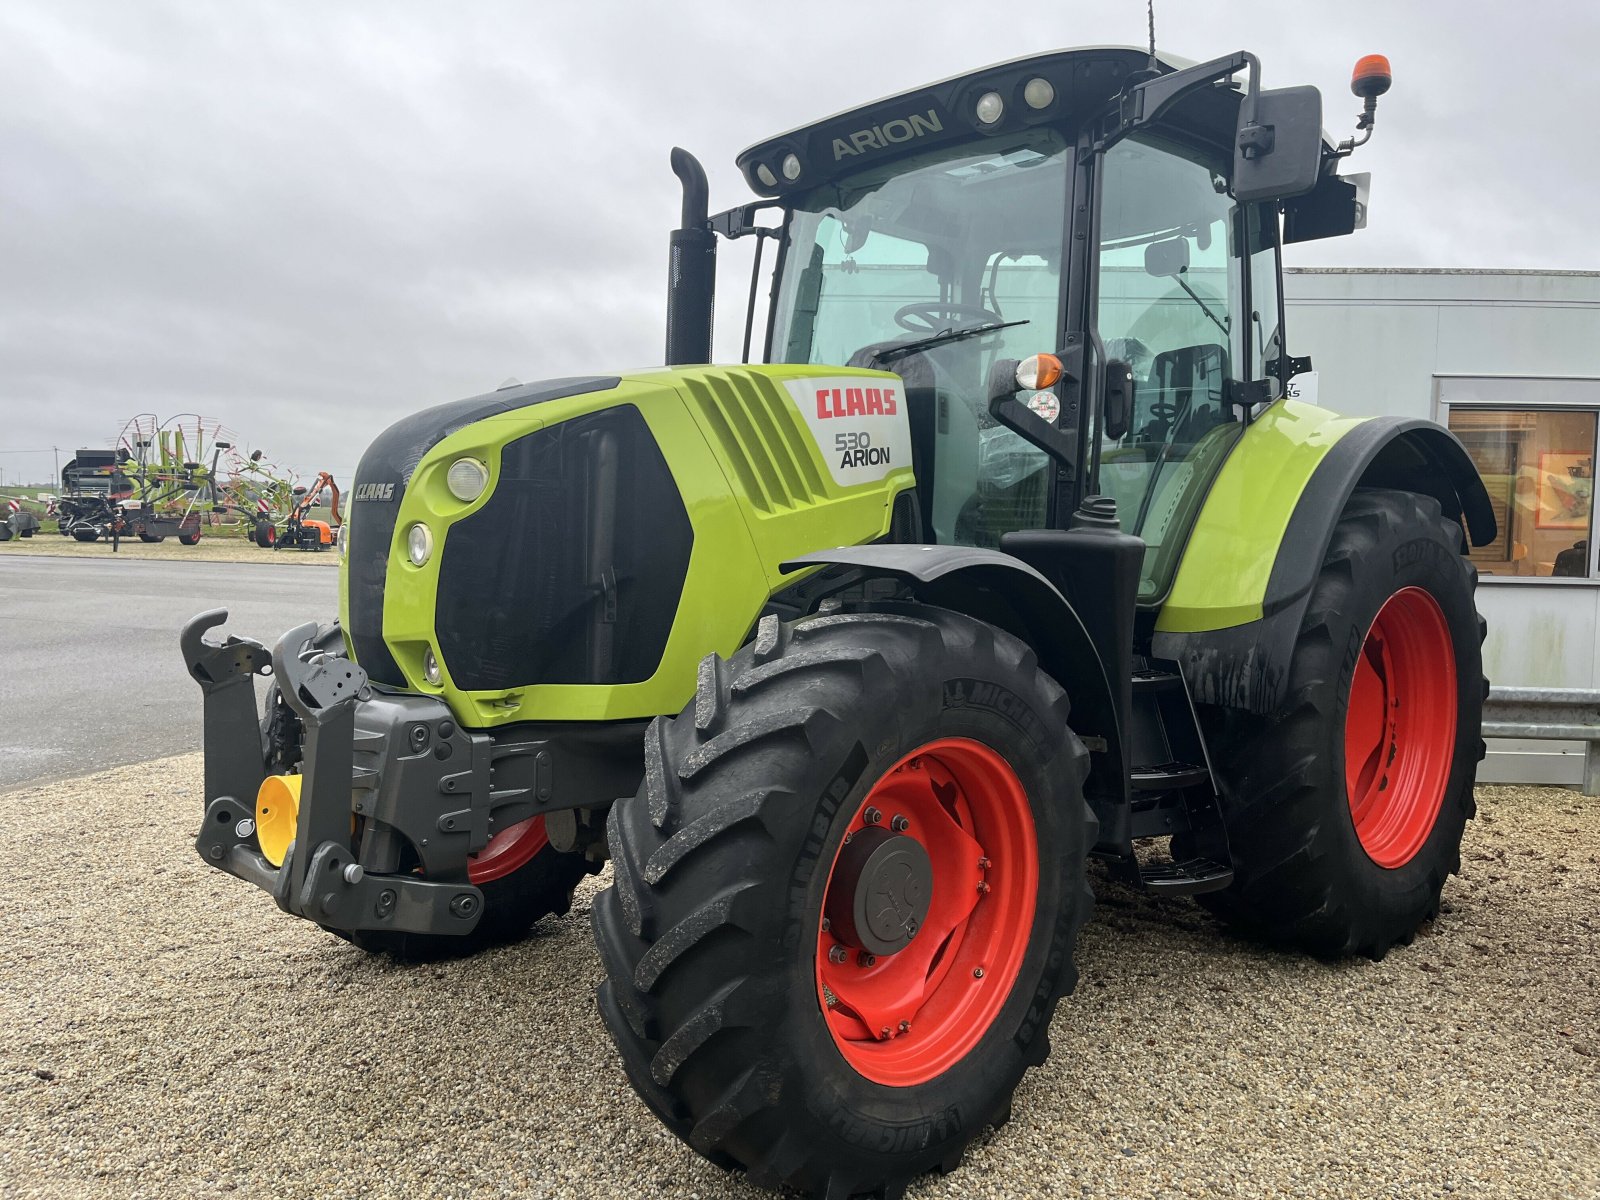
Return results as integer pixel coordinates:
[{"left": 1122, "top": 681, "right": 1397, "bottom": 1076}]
[{"left": 4, "top": 0, "right": 1597, "bottom": 487}]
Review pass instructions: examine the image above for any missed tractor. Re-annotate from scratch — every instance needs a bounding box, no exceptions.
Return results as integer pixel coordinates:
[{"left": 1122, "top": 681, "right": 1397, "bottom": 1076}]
[
  {"left": 253, "top": 470, "right": 342, "bottom": 549},
  {"left": 183, "top": 45, "right": 1493, "bottom": 1200}
]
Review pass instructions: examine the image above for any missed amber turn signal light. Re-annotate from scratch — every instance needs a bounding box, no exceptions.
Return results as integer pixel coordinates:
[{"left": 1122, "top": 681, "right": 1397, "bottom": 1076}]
[{"left": 1015, "top": 353, "right": 1063, "bottom": 391}]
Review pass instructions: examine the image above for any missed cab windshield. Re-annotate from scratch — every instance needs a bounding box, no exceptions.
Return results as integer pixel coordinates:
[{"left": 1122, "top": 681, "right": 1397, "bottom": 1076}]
[{"left": 769, "top": 130, "right": 1070, "bottom": 546}]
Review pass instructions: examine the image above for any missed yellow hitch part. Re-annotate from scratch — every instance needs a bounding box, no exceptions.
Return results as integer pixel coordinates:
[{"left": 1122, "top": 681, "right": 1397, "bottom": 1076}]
[{"left": 255, "top": 774, "right": 302, "bottom": 867}]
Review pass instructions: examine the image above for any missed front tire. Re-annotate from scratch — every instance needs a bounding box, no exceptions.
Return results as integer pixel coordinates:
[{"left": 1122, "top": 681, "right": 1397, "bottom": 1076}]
[
  {"left": 594, "top": 607, "right": 1094, "bottom": 1198},
  {"left": 1197, "top": 488, "right": 1484, "bottom": 958}
]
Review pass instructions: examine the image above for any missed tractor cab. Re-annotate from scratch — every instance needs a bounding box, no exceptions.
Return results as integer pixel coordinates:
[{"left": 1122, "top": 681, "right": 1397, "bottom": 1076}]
[{"left": 685, "top": 46, "right": 1375, "bottom": 601}]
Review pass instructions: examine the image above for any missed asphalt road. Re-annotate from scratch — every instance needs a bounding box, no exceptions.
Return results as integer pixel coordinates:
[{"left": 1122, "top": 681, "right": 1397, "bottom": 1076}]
[{"left": 0, "top": 555, "right": 337, "bottom": 790}]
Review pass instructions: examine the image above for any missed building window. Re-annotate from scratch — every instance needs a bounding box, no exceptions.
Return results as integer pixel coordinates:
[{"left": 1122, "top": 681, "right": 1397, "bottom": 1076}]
[{"left": 1446, "top": 407, "right": 1596, "bottom": 578}]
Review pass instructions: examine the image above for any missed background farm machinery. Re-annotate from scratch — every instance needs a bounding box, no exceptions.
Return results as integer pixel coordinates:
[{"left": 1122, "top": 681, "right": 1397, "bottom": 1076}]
[{"left": 46, "top": 413, "right": 340, "bottom": 548}]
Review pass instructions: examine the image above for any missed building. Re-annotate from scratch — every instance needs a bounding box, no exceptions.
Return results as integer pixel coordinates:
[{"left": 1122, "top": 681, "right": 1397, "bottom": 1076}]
[{"left": 1283, "top": 268, "right": 1600, "bottom": 785}]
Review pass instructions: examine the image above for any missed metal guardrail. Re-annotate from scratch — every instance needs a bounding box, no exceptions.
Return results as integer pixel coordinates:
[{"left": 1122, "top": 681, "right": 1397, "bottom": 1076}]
[{"left": 1482, "top": 687, "right": 1600, "bottom": 795}]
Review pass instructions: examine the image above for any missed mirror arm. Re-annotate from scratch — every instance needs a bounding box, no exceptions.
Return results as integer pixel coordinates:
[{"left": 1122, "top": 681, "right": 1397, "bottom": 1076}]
[{"left": 1107, "top": 51, "right": 1256, "bottom": 148}]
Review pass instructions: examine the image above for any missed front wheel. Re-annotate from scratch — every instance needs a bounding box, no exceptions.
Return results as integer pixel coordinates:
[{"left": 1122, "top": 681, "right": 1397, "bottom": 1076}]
[
  {"left": 593, "top": 607, "right": 1094, "bottom": 1198},
  {"left": 1196, "top": 488, "right": 1485, "bottom": 958}
]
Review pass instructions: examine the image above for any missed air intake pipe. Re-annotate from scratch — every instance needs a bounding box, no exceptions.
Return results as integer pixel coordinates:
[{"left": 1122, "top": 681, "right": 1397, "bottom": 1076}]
[{"left": 664, "top": 148, "right": 716, "bottom": 366}]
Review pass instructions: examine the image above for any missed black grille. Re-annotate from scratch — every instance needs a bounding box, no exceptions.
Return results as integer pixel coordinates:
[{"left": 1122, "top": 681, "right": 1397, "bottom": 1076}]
[
  {"left": 345, "top": 376, "right": 619, "bottom": 686},
  {"left": 436, "top": 405, "right": 692, "bottom": 690}
]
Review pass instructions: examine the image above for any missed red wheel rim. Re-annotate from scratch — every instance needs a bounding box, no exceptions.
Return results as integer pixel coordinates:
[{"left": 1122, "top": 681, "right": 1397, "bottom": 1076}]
[
  {"left": 1343, "top": 586, "right": 1457, "bottom": 869},
  {"left": 468, "top": 815, "right": 549, "bottom": 884},
  {"left": 815, "top": 737, "right": 1038, "bottom": 1087}
]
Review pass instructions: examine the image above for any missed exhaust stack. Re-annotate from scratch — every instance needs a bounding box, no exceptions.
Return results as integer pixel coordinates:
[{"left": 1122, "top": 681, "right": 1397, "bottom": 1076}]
[{"left": 664, "top": 148, "right": 716, "bottom": 366}]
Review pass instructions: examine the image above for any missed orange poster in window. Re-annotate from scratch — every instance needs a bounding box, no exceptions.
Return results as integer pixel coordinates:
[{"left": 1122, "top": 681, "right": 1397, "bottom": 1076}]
[{"left": 1536, "top": 451, "right": 1592, "bottom": 530}]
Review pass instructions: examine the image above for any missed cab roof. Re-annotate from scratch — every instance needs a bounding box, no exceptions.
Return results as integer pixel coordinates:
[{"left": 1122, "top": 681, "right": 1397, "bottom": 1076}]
[{"left": 736, "top": 46, "right": 1195, "bottom": 198}]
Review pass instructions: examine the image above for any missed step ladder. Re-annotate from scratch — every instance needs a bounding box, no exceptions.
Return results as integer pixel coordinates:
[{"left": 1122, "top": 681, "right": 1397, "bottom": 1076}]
[{"left": 1125, "top": 665, "right": 1233, "bottom": 895}]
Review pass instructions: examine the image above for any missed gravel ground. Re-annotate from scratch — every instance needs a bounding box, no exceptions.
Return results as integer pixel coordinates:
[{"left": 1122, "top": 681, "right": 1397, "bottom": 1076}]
[
  {"left": 0, "top": 538, "right": 337, "bottom": 565},
  {"left": 2, "top": 759, "right": 1596, "bottom": 1199}
]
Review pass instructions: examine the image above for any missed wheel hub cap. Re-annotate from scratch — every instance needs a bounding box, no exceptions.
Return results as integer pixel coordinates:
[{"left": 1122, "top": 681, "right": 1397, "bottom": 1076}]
[{"left": 825, "top": 828, "right": 933, "bottom": 956}]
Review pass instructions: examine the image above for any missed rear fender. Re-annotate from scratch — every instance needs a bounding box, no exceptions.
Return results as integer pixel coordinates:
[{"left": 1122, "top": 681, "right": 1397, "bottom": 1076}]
[
  {"left": 783, "top": 545, "right": 1127, "bottom": 821},
  {"left": 1153, "top": 414, "right": 1495, "bottom": 713}
]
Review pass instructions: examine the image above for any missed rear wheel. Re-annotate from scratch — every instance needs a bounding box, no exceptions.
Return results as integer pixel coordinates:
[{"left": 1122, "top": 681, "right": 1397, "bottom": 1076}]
[
  {"left": 72, "top": 527, "right": 99, "bottom": 543},
  {"left": 594, "top": 607, "right": 1094, "bottom": 1198},
  {"left": 138, "top": 532, "right": 164, "bottom": 543},
  {"left": 178, "top": 530, "right": 202, "bottom": 546},
  {"left": 253, "top": 518, "right": 276, "bottom": 548},
  {"left": 1196, "top": 488, "right": 1484, "bottom": 958}
]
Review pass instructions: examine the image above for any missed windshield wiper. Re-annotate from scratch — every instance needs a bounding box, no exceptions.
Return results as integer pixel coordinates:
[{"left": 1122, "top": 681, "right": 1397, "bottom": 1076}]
[
  {"left": 873, "top": 319, "right": 1030, "bottom": 363},
  {"left": 1172, "top": 267, "right": 1230, "bottom": 339}
]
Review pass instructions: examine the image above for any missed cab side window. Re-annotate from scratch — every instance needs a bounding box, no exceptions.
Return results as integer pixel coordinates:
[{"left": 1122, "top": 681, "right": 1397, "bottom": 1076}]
[{"left": 1246, "top": 203, "right": 1283, "bottom": 384}]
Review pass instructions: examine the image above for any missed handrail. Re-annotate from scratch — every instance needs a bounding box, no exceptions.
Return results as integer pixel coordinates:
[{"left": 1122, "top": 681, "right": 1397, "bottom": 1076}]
[{"left": 1482, "top": 686, "right": 1600, "bottom": 796}]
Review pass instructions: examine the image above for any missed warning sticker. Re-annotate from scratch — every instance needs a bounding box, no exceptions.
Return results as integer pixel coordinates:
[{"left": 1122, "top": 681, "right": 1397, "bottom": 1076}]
[{"left": 782, "top": 376, "right": 914, "bottom": 488}]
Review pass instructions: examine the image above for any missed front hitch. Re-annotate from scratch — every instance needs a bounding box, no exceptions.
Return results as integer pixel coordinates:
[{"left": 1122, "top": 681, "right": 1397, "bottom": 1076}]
[{"left": 182, "top": 611, "right": 486, "bottom": 937}]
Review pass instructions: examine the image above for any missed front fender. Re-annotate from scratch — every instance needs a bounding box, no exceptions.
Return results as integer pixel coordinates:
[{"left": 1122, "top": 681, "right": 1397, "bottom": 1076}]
[{"left": 783, "top": 545, "right": 1125, "bottom": 814}]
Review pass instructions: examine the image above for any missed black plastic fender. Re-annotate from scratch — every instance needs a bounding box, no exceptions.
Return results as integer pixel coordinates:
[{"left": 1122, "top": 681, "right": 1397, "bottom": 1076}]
[
  {"left": 782, "top": 545, "right": 1127, "bottom": 817},
  {"left": 1153, "top": 417, "right": 1496, "bottom": 714}
]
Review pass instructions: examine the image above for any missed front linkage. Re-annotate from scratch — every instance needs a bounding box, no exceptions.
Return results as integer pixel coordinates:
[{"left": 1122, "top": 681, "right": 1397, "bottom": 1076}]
[{"left": 180, "top": 610, "right": 635, "bottom": 943}]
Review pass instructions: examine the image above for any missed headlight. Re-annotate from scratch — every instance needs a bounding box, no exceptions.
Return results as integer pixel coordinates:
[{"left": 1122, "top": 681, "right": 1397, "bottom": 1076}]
[
  {"left": 423, "top": 646, "right": 442, "bottom": 685},
  {"left": 337, "top": 522, "right": 348, "bottom": 559},
  {"left": 407, "top": 522, "right": 433, "bottom": 567},
  {"left": 446, "top": 458, "right": 489, "bottom": 503}
]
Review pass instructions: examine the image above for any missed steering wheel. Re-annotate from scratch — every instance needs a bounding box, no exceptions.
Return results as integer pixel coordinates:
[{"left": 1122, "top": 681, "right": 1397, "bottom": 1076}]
[{"left": 893, "top": 301, "right": 1005, "bottom": 334}]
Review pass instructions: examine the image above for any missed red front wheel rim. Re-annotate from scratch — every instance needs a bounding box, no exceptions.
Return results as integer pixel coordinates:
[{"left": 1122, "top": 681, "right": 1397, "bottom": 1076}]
[
  {"left": 815, "top": 737, "right": 1039, "bottom": 1087},
  {"left": 468, "top": 815, "right": 550, "bottom": 884},
  {"left": 1343, "top": 586, "right": 1457, "bottom": 869}
]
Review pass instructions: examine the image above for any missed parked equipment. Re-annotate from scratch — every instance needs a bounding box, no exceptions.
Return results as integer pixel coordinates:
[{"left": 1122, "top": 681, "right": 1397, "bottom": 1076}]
[
  {"left": 55, "top": 415, "right": 231, "bottom": 546},
  {"left": 253, "top": 472, "right": 342, "bottom": 550},
  {"left": 184, "top": 47, "right": 1493, "bottom": 1198},
  {"left": 0, "top": 498, "right": 41, "bottom": 541}
]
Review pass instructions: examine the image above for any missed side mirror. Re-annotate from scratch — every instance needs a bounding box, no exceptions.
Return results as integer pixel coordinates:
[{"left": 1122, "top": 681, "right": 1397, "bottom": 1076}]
[
  {"left": 1103, "top": 360, "right": 1135, "bottom": 441},
  {"left": 1233, "top": 85, "right": 1324, "bottom": 204},
  {"left": 1144, "top": 237, "right": 1190, "bottom": 279}
]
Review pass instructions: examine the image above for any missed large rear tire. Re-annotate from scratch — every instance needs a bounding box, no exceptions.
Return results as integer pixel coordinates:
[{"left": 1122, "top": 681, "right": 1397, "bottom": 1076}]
[
  {"left": 593, "top": 607, "right": 1094, "bottom": 1198},
  {"left": 1196, "top": 488, "right": 1485, "bottom": 958}
]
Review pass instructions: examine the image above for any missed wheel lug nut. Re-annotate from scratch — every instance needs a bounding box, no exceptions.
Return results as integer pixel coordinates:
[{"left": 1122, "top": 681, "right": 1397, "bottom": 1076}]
[
  {"left": 880, "top": 1026, "right": 892, "bottom": 1039},
  {"left": 828, "top": 945, "right": 848, "bottom": 964},
  {"left": 977, "top": 856, "right": 991, "bottom": 870},
  {"left": 898, "top": 1020, "right": 910, "bottom": 1034},
  {"left": 976, "top": 880, "right": 991, "bottom": 895},
  {"left": 858, "top": 951, "right": 876, "bottom": 967},
  {"left": 821, "top": 917, "right": 831, "bottom": 932},
  {"left": 973, "top": 966, "right": 985, "bottom": 979},
  {"left": 864, "top": 807, "right": 882, "bottom": 825},
  {"left": 891, "top": 815, "right": 910, "bottom": 832}
]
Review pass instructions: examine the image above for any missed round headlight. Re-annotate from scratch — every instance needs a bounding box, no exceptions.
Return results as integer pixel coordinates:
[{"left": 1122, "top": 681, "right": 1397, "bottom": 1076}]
[
  {"left": 756, "top": 163, "right": 777, "bottom": 187},
  {"left": 446, "top": 457, "right": 489, "bottom": 503},
  {"left": 975, "top": 90, "right": 1005, "bottom": 125},
  {"left": 782, "top": 153, "right": 802, "bottom": 181},
  {"left": 423, "top": 646, "right": 442, "bottom": 686},
  {"left": 1024, "top": 77, "right": 1055, "bottom": 110},
  {"left": 407, "top": 522, "right": 433, "bottom": 567}
]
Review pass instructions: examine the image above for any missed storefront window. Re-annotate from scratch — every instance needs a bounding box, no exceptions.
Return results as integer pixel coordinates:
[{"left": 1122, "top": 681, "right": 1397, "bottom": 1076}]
[{"left": 1446, "top": 407, "right": 1596, "bottom": 577}]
